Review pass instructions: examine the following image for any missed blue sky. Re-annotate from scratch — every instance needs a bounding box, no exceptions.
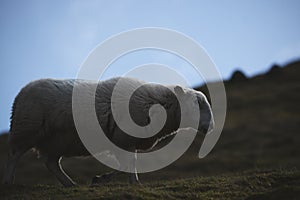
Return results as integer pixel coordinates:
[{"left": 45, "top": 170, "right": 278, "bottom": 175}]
[{"left": 0, "top": 0, "right": 300, "bottom": 133}]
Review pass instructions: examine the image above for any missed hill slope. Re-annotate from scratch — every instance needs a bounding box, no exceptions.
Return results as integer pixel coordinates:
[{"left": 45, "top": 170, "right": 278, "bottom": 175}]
[
  {"left": 0, "top": 60, "right": 299, "bottom": 199},
  {"left": 1, "top": 169, "right": 299, "bottom": 200}
]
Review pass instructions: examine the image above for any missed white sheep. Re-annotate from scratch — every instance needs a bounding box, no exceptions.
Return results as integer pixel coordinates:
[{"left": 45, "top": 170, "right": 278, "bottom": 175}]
[{"left": 2, "top": 77, "right": 214, "bottom": 187}]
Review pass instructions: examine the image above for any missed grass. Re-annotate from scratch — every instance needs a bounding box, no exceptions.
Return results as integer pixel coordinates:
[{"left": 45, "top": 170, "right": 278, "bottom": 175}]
[{"left": 0, "top": 169, "right": 299, "bottom": 200}]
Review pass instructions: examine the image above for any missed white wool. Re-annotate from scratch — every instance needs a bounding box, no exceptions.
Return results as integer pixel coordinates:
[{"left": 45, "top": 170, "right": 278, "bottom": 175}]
[{"left": 9, "top": 77, "right": 213, "bottom": 154}]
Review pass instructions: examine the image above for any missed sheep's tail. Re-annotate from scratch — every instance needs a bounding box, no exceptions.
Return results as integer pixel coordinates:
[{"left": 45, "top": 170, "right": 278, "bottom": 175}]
[
  {"left": 7, "top": 93, "right": 40, "bottom": 153},
  {"left": 8, "top": 123, "right": 40, "bottom": 153}
]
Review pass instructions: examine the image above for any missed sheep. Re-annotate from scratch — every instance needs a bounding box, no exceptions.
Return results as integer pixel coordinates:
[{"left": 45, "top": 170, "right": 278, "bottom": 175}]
[{"left": 2, "top": 77, "right": 214, "bottom": 187}]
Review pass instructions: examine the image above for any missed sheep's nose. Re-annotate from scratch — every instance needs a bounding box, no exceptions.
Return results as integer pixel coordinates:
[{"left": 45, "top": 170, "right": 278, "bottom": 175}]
[
  {"left": 207, "top": 119, "right": 215, "bottom": 133},
  {"left": 201, "top": 119, "right": 214, "bottom": 134}
]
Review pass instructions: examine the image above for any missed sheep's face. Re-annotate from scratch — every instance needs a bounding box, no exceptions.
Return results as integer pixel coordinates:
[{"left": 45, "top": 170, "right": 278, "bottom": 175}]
[
  {"left": 174, "top": 86, "right": 214, "bottom": 135},
  {"left": 195, "top": 91, "right": 214, "bottom": 134}
]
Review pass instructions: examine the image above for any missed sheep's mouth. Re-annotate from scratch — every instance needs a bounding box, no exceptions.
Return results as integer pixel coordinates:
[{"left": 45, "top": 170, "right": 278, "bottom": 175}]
[{"left": 198, "top": 125, "right": 214, "bottom": 135}]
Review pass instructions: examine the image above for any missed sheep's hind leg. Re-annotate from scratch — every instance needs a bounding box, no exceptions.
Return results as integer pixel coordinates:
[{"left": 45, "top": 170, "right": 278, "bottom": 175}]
[
  {"left": 45, "top": 156, "right": 76, "bottom": 187},
  {"left": 2, "top": 148, "right": 29, "bottom": 184}
]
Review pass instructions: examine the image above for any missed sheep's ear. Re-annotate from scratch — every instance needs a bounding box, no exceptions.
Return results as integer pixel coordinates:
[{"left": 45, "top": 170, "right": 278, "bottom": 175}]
[{"left": 174, "top": 85, "right": 184, "bottom": 96}]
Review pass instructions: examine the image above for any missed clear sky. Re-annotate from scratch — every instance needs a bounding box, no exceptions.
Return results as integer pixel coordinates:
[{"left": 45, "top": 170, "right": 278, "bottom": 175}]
[{"left": 0, "top": 0, "right": 300, "bottom": 133}]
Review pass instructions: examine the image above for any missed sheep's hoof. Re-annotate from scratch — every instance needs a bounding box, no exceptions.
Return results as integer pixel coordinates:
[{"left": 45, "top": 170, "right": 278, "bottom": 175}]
[
  {"left": 62, "top": 180, "right": 77, "bottom": 187},
  {"left": 64, "top": 183, "right": 77, "bottom": 188},
  {"left": 130, "top": 179, "right": 142, "bottom": 185},
  {"left": 91, "top": 174, "right": 111, "bottom": 186}
]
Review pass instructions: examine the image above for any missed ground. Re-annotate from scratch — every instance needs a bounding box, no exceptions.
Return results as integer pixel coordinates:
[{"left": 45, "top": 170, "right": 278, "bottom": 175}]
[{"left": 1, "top": 169, "right": 299, "bottom": 200}]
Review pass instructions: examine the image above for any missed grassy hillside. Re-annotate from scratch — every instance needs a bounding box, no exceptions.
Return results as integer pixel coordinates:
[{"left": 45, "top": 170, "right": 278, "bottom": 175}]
[
  {"left": 0, "top": 60, "right": 299, "bottom": 199},
  {"left": 1, "top": 169, "right": 299, "bottom": 200}
]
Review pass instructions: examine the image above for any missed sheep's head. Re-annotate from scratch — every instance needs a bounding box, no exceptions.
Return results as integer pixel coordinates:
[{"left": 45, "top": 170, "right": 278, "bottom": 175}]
[
  {"left": 195, "top": 91, "right": 214, "bottom": 134},
  {"left": 174, "top": 86, "right": 214, "bottom": 135}
]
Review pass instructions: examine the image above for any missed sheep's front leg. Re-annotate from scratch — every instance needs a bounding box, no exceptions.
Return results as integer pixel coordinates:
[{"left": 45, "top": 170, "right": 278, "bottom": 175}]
[
  {"left": 92, "top": 150, "right": 141, "bottom": 185},
  {"left": 45, "top": 156, "right": 76, "bottom": 187},
  {"left": 128, "top": 150, "right": 141, "bottom": 185},
  {"left": 129, "top": 172, "right": 140, "bottom": 184}
]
